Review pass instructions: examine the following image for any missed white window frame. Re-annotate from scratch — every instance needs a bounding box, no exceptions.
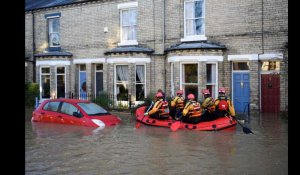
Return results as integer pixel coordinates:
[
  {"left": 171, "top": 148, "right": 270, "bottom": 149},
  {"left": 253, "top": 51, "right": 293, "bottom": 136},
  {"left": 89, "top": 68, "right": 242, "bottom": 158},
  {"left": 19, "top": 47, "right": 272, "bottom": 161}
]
[
  {"left": 114, "top": 64, "right": 129, "bottom": 106},
  {"left": 79, "top": 64, "right": 87, "bottom": 99},
  {"left": 55, "top": 66, "right": 66, "bottom": 99},
  {"left": 171, "top": 63, "right": 175, "bottom": 97},
  {"left": 206, "top": 62, "right": 218, "bottom": 98},
  {"left": 135, "top": 64, "right": 146, "bottom": 105},
  {"left": 47, "top": 17, "right": 60, "bottom": 47},
  {"left": 118, "top": 2, "right": 138, "bottom": 46},
  {"left": 94, "top": 64, "right": 104, "bottom": 95},
  {"left": 181, "top": 0, "right": 207, "bottom": 42},
  {"left": 40, "top": 66, "right": 51, "bottom": 100},
  {"left": 180, "top": 62, "right": 199, "bottom": 97}
]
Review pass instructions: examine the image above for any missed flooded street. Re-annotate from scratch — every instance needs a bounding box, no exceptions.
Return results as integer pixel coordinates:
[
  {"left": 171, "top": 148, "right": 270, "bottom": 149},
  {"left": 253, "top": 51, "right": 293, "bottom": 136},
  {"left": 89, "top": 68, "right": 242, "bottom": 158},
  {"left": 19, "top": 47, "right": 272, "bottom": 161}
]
[{"left": 25, "top": 107, "right": 288, "bottom": 175}]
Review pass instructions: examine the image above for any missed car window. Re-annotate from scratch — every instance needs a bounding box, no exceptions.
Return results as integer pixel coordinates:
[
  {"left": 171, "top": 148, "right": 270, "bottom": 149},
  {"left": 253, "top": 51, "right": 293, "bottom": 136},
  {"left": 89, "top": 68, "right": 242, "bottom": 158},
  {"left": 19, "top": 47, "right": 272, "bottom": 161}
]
[
  {"left": 77, "top": 102, "right": 108, "bottom": 116},
  {"left": 42, "top": 102, "right": 49, "bottom": 110},
  {"left": 60, "top": 102, "right": 81, "bottom": 117},
  {"left": 46, "top": 102, "right": 61, "bottom": 112}
]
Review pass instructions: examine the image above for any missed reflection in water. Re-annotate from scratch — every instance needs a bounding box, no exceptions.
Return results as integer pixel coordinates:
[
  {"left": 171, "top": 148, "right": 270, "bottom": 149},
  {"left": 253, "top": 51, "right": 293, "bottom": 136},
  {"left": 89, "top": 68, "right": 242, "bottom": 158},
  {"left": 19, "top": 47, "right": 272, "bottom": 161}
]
[{"left": 26, "top": 107, "right": 288, "bottom": 175}]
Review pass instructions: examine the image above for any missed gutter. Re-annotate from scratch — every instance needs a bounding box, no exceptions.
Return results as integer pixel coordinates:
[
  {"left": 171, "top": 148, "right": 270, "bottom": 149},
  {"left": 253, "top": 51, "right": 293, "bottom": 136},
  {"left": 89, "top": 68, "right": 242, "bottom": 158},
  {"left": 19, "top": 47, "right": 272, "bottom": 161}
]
[{"left": 32, "top": 11, "right": 36, "bottom": 82}]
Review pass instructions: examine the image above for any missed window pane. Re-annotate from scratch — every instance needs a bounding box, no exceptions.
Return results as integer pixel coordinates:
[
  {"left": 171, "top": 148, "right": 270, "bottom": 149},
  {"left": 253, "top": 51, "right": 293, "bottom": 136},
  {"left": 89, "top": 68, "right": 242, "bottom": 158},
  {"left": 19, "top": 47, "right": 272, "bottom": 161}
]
[
  {"left": 77, "top": 102, "right": 108, "bottom": 115},
  {"left": 61, "top": 102, "right": 79, "bottom": 116},
  {"left": 195, "top": 0, "right": 203, "bottom": 18},
  {"left": 42, "top": 75, "right": 50, "bottom": 98},
  {"left": 96, "top": 72, "right": 103, "bottom": 95},
  {"left": 57, "top": 67, "right": 65, "bottom": 74},
  {"left": 122, "top": 26, "right": 129, "bottom": 41},
  {"left": 130, "top": 9, "right": 137, "bottom": 25},
  {"left": 57, "top": 75, "right": 65, "bottom": 98},
  {"left": 121, "top": 8, "right": 136, "bottom": 41},
  {"left": 42, "top": 67, "right": 50, "bottom": 73},
  {"left": 48, "top": 102, "right": 60, "bottom": 112},
  {"left": 186, "top": 19, "right": 195, "bottom": 35},
  {"left": 117, "top": 84, "right": 128, "bottom": 101},
  {"left": 96, "top": 64, "right": 103, "bottom": 71},
  {"left": 80, "top": 64, "right": 86, "bottom": 71},
  {"left": 261, "top": 61, "right": 280, "bottom": 71},
  {"left": 185, "top": 2, "right": 194, "bottom": 19},
  {"left": 206, "top": 64, "right": 216, "bottom": 84},
  {"left": 195, "top": 18, "right": 204, "bottom": 35},
  {"left": 122, "top": 10, "right": 130, "bottom": 26},
  {"left": 116, "top": 65, "right": 129, "bottom": 81},
  {"left": 136, "top": 84, "right": 145, "bottom": 101},
  {"left": 51, "top": 18, "right": 60, "bottom": 32},
  {"left": 136, "top": 65, "right": 145, "bottom": 83},
  {"left": 184, "top": 64, "right": 198, "bottom": 83},
  {"left": 233, "top": 62, "right": 249, "bottom": 70}
]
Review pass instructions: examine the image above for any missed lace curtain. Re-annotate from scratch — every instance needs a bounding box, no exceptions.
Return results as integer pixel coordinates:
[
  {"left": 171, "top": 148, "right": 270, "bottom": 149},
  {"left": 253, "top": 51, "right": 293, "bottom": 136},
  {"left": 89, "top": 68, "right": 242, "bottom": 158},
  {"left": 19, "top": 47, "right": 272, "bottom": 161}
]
[{"left": 136, "top": 65, "right": 145, "bottom": 83}]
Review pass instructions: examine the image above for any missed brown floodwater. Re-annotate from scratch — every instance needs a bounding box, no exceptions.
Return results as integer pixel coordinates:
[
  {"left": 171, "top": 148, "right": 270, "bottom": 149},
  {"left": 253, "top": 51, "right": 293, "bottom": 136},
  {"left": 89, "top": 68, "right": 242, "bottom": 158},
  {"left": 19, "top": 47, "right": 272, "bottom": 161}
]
[{"left": 25, "top": 107, "right": 288, "bottom": 175}]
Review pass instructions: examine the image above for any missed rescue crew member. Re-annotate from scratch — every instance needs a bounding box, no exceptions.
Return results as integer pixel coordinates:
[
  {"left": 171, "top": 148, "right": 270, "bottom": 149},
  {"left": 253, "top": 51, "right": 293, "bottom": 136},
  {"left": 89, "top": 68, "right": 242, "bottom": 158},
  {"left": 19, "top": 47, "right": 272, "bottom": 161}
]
[
  {"left": 182, "top": 93, "right": 202, "bottom": 124},
  {"left": 200, "top": 89, "right": 217, "bottom": 121},
  {"left": 170, "top": 90, "right": 185, "bottom": 120},
  {"left": 144, "top": 92, "right": 170, "bottom": 120},
  {"left": 214, "top": 87, "right": 236, "bottom": 118}
]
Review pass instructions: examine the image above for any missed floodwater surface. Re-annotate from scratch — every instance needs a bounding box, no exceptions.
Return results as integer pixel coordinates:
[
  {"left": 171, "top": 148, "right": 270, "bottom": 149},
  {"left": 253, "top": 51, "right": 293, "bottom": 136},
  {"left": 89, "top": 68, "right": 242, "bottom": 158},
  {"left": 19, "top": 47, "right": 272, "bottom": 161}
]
[{"left": 25, "top": 108, "right": 288, "bottom": 175}]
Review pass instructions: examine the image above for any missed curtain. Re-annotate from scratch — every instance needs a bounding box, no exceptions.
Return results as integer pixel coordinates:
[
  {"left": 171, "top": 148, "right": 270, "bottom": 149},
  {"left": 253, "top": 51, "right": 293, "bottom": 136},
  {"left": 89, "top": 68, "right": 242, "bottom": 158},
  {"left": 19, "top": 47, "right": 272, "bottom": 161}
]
[
  {"left": 185, "top": 2, "right": 195, "bottom": 35},
  {"left": 122, "top": 9, "right": 137, "bottom": 40},
  {"left": 211, "top": 64, "right": 216, "bottom": 83},
  {"left": 136, "top": 65, "right": 145, "bottom": 83},
  {"left": 116, "top": 65, "right": 129, "bottom": 81}
]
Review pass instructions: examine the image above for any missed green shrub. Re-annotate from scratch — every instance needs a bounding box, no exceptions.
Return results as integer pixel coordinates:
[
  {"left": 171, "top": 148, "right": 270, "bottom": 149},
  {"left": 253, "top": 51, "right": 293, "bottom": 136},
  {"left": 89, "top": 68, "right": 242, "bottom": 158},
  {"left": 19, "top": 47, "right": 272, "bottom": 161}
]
[
  {"left": 25, "top": 82, "right": 39, "bottom": 107},
  {"left": 91, "top": 92, "right": 113, "bottom": 110}
]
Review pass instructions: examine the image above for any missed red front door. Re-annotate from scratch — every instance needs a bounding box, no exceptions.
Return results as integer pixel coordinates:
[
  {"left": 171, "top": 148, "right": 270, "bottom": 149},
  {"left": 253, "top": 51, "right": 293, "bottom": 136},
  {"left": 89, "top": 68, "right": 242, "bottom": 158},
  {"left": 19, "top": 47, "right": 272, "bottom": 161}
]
[{"left": 261, "top": 74, "right": 280, "bottom": 113}]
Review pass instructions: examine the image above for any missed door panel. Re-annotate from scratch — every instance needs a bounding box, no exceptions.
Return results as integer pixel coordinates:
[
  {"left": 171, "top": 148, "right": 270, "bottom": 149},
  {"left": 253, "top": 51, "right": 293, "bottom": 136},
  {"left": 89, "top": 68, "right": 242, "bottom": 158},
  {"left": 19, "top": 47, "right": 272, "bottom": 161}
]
[
  {"left": 96, "top": 72, "right": 103, "bottom": 96},
  {"left": 233, "top": 72, "right": 250, "bottom": 114},
  {"left": 261, "top": 74, "right": 280, "bottom": 113}
]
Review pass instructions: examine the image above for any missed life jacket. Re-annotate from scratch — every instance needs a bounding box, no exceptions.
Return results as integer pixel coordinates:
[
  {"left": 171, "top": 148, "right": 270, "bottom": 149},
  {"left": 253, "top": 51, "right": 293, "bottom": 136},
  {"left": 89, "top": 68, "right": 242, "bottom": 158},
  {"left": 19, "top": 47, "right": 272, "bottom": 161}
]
[
  {"left": 186, "top": 101, "right": 202, "bottom": 118},
  {"left": 171, "top": 96, "right": 184, "bottom": 109},
  {"left": 217, "top": 96, "right": 228, "bottom": 111},
  {"left": 159, "top": 101, "right": 170, "bottom": 116}
]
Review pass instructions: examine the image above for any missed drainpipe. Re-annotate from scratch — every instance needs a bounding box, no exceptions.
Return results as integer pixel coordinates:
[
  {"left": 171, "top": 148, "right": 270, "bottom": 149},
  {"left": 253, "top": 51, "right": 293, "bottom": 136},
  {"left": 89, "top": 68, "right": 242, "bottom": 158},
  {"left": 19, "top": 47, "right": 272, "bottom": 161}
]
[
  {"left": 32, "top": 11, "right": 36, "bottom": 82},
  {"left": 163, "top": 0, "right": 166, "bottom": 93},
  {"left": 258, "top": 0, "right": 264, "bottom": 113}
]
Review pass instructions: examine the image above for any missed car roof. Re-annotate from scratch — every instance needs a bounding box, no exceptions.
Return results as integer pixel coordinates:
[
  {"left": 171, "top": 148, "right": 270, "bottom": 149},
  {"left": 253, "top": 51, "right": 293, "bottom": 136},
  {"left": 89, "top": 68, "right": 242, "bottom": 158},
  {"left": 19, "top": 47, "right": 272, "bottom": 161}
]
[{"left": 43, "top": 98, "right": 90, "bottom": 104}]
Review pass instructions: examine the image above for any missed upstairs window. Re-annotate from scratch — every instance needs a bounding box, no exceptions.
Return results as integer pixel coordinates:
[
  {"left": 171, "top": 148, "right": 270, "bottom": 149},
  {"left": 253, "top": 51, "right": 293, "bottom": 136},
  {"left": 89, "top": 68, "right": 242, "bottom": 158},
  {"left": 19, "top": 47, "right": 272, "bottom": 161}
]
[
  {"left": 45, "top": 13, "right": 61, "bottom": 50},
  {"left": 182, "top": 0, "right": 206, "bottom": 42},
  {"left": 118, "top": 2, "right": 138, "bottom": 46}
]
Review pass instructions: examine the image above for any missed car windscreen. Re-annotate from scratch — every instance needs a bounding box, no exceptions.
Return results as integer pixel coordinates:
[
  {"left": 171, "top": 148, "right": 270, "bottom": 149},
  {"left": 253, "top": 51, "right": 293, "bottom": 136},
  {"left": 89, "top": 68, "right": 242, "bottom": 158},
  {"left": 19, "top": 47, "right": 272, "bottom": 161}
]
[{"left": 77, "top": 102, "right": 109, "bottom": 116}]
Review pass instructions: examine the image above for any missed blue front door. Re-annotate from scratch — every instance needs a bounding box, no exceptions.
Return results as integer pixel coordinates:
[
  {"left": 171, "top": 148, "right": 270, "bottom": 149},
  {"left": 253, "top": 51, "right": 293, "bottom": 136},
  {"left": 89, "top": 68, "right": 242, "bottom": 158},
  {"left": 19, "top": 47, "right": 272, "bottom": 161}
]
[{"left": 233, "top": 72, "right": 250, "bottom": 114}]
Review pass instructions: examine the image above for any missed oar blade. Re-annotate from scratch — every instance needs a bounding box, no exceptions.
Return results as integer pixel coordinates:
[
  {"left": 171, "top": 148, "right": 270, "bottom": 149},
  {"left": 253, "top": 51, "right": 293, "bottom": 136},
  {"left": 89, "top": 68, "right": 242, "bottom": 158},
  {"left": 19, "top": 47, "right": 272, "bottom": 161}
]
[
  {"left": 242, "top": 126, "right": 254, "bottom": 134},
  {"left": 170, "top": 121, "right": 181, "bottom": 132}
]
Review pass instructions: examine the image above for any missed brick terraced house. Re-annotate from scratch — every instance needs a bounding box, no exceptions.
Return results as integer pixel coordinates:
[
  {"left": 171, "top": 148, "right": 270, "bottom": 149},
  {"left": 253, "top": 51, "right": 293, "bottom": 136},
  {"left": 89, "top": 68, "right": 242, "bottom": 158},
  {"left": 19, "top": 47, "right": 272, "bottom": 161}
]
[{"left": 25, "top": 0, "right": 288, "bottom": 113}]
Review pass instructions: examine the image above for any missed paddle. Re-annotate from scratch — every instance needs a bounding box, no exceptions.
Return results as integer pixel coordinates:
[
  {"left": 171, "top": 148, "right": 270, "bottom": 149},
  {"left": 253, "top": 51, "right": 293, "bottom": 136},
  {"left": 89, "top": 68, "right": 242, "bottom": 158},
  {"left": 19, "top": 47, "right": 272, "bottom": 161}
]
[
  {"left": 227, "top": 114, "right": 253, "bottom": 134},
  {"left": 170, "top": 121, "right": 181, "bottom": 131},
  {"left": 135, "top": 101, "right": 154, "bottom": 128}
]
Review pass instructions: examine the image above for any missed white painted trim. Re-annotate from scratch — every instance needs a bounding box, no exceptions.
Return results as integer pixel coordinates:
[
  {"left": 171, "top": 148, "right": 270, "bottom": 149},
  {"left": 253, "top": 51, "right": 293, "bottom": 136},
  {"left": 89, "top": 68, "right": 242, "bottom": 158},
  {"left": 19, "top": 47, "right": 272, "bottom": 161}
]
[
  {"left": 46, "top": 15, "right": 60, "bottom": 19},
  {"left": 55, "top": 66, "right": 66, "bottom": 99},
  {"left": 117, "top": 2, "right": 138, "bottom": 9},
  {"left": 79, "top": 65, "right": 87, "bottom": 98},
  {"left": 73, "top": 58, "right": 106, "bottom": 64},
  {"left": 228, "top": 54, "right": 258, "bottom": 61},
  {"left": 118, "top": 40, "right": 138, "bottom": 46},
  {"left": 168, "top": 56, "right": 223, "bottom": 62},
  {"left": 107, "top": 57, "right": 151, "bottom": 63},
  {"left": 36, "top": 60, "right": 71, "bottom": 66},
  {"left": 258, "top": 53, "right": 283, "bottom": 60},
  {"left": 171, "top": 63, "right": 174, "bottom": 97},
  {"left": 181, "top": 35, "right": 207, "bottom": 42}
]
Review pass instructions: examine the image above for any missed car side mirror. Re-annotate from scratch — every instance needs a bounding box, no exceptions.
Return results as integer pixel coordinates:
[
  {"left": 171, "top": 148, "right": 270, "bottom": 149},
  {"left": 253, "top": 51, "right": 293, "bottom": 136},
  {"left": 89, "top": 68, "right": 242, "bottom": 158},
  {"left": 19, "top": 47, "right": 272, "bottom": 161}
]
[{"left": 73, "top": 112, "right": 83, "bottom": 118}]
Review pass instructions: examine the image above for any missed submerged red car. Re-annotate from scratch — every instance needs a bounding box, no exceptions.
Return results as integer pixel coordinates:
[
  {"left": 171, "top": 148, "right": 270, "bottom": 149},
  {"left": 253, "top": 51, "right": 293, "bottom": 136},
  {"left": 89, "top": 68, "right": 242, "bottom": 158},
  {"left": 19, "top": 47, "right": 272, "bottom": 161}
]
[{"left": 32, "top": 99, "right": 121, "bottom": 128}]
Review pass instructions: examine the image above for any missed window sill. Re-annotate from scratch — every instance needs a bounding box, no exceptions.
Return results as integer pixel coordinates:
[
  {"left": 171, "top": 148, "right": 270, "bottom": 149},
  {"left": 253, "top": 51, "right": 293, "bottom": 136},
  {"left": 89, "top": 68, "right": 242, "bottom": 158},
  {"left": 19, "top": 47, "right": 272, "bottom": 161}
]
[
  {"left": 118, "top": 40, "right": 138, "bottom": 46},
  {"left": 181, "top": 35, "right": 207, "bottom": 42}
]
